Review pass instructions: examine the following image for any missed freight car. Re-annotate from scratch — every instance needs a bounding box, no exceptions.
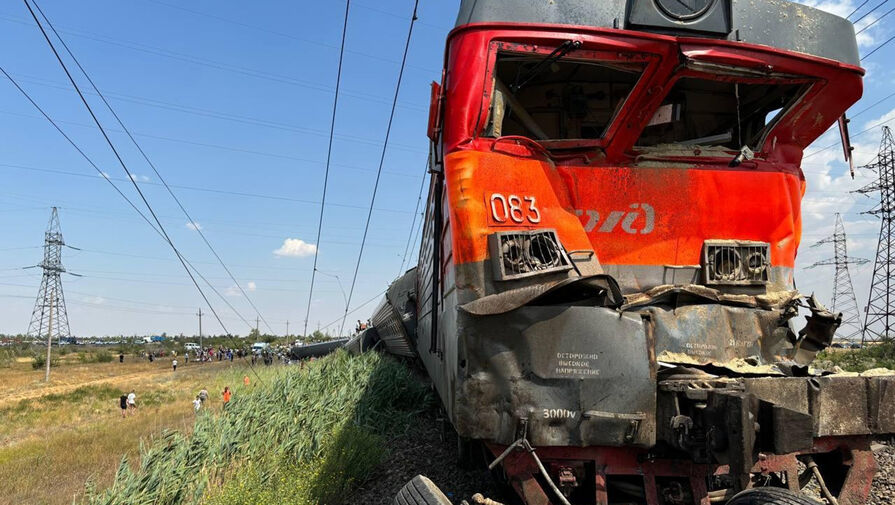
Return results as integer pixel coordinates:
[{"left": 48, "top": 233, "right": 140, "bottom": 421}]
[{"left": 362, "top": 1, "right": 895, "bottom": 504}]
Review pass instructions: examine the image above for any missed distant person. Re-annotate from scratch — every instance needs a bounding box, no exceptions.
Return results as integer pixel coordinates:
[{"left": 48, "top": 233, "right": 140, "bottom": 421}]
[
  {"left": 172, "top": 358, "right": 178, "bottom": 372},
  {"left": 119, "top": 394, "right": 128, "bottom": 418},
  {"left": 127, "top": 390, "right": 137, "bottom": 412},
  {"left": 198, "top": 388, "right": 208, "bottom": 403},
  {"left": 193, "top": 395, "right": 201, "bottom": 413},
  {"left": 119, "top": 352, "right": 124, "bottom": 363},
  {"left": 222, "top": 386, "right": 231, "bottom": 408},
  {"left": 148, "top": 353, "right": 154, "bottom": 363},
  {"left": 243, "top": 375, "right": 250, "bottom": 387}
]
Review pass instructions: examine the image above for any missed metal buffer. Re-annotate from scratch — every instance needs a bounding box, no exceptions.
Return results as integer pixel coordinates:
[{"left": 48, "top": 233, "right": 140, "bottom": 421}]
[
  {"left": 856, "top": 126, "right": 895, "bottom": 343},
  {"left": 26, "top": 207, "right": 79, "bottom": 380},
  {"left": 807, "top": 213, "right": 868, "bottom": 341}
]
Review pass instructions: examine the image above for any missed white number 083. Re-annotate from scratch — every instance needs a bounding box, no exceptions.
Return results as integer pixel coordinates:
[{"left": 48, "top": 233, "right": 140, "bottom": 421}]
[{"left": 490, "top": 193, "right": 541, "bottom": 223}]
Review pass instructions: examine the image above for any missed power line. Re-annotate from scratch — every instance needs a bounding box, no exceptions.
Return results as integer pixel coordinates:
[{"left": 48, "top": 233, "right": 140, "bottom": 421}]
[
  {"left": 0, "top": 106, "right": 426, "bottom": 176},
  {"left": 0, "top": 161, "right": 418, "bottom": 212},
  {"left": 141, "top": 0, "right": 444, "bottom": 72},
  {"left": 803, "top": 114, "right": 895, "bottom": 160},
  {"left": 848, "top": 0, "right": 873, "bottom": 19},
  {"left": 22, "top": 0, "right": 232, "bottom": 335},
  {"left": 4, "top": 69, "right": 427, "bottom": 152},
  {"left": 853, "top": 0, "right": 889, "bottom": 24},
  {"left": 0, "top": 13, "right": 431, "bottom": 112},
  {"left": 0, "top": 96, "right": 257, "bottom": 329},
  {"left": 862, "top": 34, "right": 895, "bottom": 60},
  {"left": 398, "top": 166, "right": 427, "bottom": 275},
  {"left": 31, "top": 0, "right": 274, "bottom": 333},
  {"left": 305, "top": 0, "right": 351, "bottom": 338},
  {"left": 340, "top": 0, "right": 420, "bottom": 337},
  {"left": 856, "top": 4, "right": 895, "bottom": 33}
]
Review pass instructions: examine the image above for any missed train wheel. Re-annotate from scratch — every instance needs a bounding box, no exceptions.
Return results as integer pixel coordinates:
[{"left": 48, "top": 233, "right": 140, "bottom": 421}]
[
  {"left": 394, "top": 475, "right": 453, "bottom": 505},
  {"left": 727, "top": 487, "right": 823, "bottom": 505}
]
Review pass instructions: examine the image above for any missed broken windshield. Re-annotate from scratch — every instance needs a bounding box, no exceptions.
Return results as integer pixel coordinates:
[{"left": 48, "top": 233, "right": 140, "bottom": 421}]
[
  {"left": 484, "top": 51, "right": 645, "bottom": 142},
  {"left": 636, "top": 77, "right": 808, "bottom": 150}
]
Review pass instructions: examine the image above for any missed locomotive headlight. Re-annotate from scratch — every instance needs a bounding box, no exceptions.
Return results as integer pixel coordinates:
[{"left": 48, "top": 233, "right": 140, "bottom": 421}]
[
  {"left": 703, "top": 240, "right": 770, "bottom": 285},
  {"left": 489, "top": 229, "right": 572, "bottom": 281}
]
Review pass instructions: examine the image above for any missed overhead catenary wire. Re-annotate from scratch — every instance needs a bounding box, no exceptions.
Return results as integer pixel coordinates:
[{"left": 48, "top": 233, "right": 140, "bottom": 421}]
[
  {"left": 0, "top": 66, "right": 255, "bottom": 332},
  {"left": 22, "top": 0, "right": 232, "bottom": 335},
  {"left": 304, "top": 0, "right": 351, "bottom": 338},
  {"left": 848, "top": 0, "right": 873, "bottom": 19},
  {"left": 30, "top": 0, "right": 274, "bottom": 334},
  {"left": 339, "top": 0, "right": 420, "bottom": 337},
  {"left": 862, "top": 34, "right": 895, "bottom": 60},
  {"left": 856, "top": 4, "right": 895, "bottom": 33},
  {"left": 398, "top": 164, "right": 427, "bottom": 275},
  {"left": 853, "top": 0, "right": 889, "bottom": 24}
]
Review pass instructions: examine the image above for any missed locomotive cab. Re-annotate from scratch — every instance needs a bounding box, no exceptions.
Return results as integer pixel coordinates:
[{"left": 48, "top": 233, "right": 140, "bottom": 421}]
[{"left": 368, "top": 1, "right": 895, "bottom": 504}]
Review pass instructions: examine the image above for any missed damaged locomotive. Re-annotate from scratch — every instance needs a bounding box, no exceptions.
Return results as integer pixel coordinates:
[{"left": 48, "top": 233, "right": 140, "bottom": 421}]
[{"left": 353, "top": 1, "right": 895, "bottom": 504}]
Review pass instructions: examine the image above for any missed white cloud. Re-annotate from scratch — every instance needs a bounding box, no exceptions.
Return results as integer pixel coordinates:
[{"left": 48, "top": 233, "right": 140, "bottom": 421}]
[
  {"left": 99, "top": 171, "right": 110, "bottom": 179},
  {"left": 226, "top": 281, "right": 257, "bottom": 297},
  {"left": 273, "top": 238, "right": 317, "bottom": 258},
  {"left": 185, "top": 221, "right": 202, "bottom": 231},
  {"left": 84, "top": 296, "right": 105, "bottom": 305},
  {"left": 129, "top": 173, "right": 150, "bottom": 182}
]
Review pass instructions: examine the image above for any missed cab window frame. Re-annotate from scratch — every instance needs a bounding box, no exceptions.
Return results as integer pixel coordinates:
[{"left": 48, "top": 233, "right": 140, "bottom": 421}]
[
  {"left": 476, "top": 40, "right": 659, "bottom": 150},
  {"left": 632, "top": 70, "right": 816, "bottom": 155}
]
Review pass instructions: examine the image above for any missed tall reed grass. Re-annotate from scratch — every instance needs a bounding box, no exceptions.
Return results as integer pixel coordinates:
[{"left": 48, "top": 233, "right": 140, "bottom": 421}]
[{"left": 82, "top": 351, "right": 431, "bottom": 505}]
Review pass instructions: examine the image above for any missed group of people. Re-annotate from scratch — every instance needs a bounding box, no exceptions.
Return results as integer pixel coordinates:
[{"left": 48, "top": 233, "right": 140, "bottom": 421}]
[
  {"left": 192, "top": 382, "right": 240, "bottom": 413},
  {"left": 185, "top": 346, "right": 242, "bottom": 364},
  {"left": 120, "top": 377, "right": 248, "bottom": 418}
]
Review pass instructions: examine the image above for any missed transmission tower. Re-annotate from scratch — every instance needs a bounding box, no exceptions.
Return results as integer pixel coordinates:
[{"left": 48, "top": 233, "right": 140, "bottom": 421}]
[
  {"left": 26, "top": 207, "right": 73, "bottom": 345},
  {"left": 807, "top": 213, "right": 869, "bottom": 341},
  {"left": 856, "top": 126, "right": 895, "bottom": 343}
]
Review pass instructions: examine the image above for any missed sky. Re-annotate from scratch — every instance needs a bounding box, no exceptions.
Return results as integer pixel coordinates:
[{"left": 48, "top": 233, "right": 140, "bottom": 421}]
[{"left": 0, "top": 0, "right": 891, "bottom": 338}]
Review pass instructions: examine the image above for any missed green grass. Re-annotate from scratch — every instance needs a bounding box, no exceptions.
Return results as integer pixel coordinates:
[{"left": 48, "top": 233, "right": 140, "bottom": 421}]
[
  {"left": 80, "top": 351, "right": 431, "bottom": 505},
  {"left": 816, "top": 341, "right": 895, "bottom": 372}
]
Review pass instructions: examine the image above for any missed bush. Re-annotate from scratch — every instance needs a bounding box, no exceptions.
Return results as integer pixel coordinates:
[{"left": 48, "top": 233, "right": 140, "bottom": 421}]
[
  {"left": 79, "top": 350, "right": 114, "bottom": 363},
  {"left": 30, "top": 352, "right": 59, "bottom": 370}
]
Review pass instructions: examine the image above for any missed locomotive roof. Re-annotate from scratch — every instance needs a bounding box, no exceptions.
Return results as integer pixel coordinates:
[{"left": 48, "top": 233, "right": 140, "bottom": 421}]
[{"left": 455, "top": 0, "right": 860, "bottom": 67}]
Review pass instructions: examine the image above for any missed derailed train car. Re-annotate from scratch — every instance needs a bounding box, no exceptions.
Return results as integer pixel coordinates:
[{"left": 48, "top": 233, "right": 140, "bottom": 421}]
[{"left": 363, "top": 1, "right": 895, "bottom": 504}]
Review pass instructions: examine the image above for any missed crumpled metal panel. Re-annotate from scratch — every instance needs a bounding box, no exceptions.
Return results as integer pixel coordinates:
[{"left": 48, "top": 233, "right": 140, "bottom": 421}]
[
  {"left": 869, "top": 376, "right": 895, "bottom": 433},
  {"left": 455, "top": 306, "right": 656, "bottom": 447},
  {"left": 811, "top": 376, "right": 872, "bottom": 436},
  {"left": 646, "top": 303, "right": 789, "bottom": 366},
  {"left": 745, "top": 375, "right": 895, "bottom": 437},
  {"left": 743, "top": 377, "right": 810, "bottom": 414},
  {"left": 369, "top": 269, "right": 418, "bottom": 358}
]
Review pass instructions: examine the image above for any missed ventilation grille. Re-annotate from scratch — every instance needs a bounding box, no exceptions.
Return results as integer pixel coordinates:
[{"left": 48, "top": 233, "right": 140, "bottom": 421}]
[
  {"left": 490, "top": 229, "right": 572, "bottom": 281},
  {"left": 703, "top": 241, "right": 770, "bottom": 285}
]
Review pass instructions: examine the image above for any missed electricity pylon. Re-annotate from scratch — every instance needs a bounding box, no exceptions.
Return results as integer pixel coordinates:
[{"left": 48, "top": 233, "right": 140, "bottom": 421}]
[
  {"left": 856, "top": 126, "right": 895, "bottom": 343},
  {"left": 807, "top": 213, "right": 868, "bottom": 341},
  {"left": 26, "top": 207, "right": 76, "bottom": 350}
]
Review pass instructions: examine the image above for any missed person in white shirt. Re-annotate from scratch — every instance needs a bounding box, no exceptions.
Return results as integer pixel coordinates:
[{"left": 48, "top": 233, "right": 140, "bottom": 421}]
[
  {"left": 193, "top": 396, "right": 201, "bottom": 413},
  {"left": 172, "top": 358, "right": 178, "bottom": 372},
  {"left": 127, "top": 390, "right": 137, "bottom": 413}
]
